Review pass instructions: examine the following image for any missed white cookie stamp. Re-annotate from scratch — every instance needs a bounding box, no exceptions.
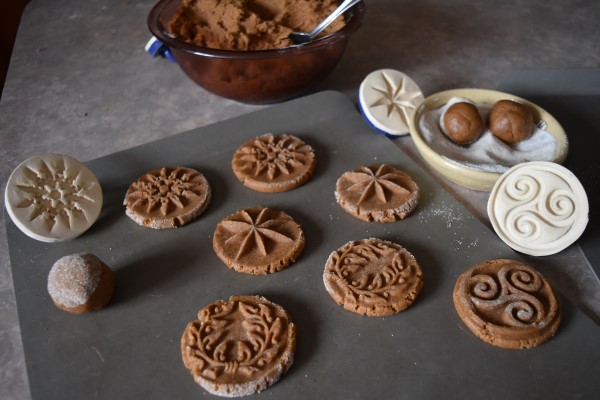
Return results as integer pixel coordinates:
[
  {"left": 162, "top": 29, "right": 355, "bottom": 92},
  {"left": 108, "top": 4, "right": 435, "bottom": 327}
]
[
  {"left": 488, "top": 161, "right": 588, "bottom": 256},
  {"left": 5, "top": 154, "right": 103, "bottom": 242},
  {"left": 359, "top": 69, "right": 424, "bottom": 137}
]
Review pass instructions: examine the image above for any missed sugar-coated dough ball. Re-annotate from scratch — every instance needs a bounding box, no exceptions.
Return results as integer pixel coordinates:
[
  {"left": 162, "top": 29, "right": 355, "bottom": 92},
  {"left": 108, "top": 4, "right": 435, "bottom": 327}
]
[
  {"left": 488, "top": 100, "right": 534, "bottom": 144},
  {"left": 441, "top": 102, "right": 484, "bottom": 144},
  {"left": 47, "top": 253, "right": 115, "bottom": 314}
]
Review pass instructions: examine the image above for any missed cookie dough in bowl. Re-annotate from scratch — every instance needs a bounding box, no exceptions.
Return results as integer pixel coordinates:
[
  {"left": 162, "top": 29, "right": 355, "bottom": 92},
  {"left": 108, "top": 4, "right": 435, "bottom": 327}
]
[{"left": 409, "top": 88, "right": 568, "bottom": 191}]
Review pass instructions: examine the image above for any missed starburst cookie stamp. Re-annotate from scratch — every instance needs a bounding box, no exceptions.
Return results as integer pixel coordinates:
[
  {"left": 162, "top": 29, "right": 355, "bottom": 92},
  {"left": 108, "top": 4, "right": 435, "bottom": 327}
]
[
  {"left": 231, "top": 133, "right": 316, "bottom": 193},
  {"left": 213, "top": 207, "right": 305, "bottom": 274},
  {"left": 359, "top": 69, "right": 424, "bottom": 137},
  {"left": 323, "top": 238, "right": 424, "bottom": 316},
  {"left": 124, "top": 166, "right": 211, "bottom": 229},
  {"left": 335, "top": 164, "right": 420, "bottom": 222},
  {"left": 5, "top": 154, "right": 103, "bottom": 242},
  {"left": 181, "top": 295, "right": 296, "bottom": 397}
]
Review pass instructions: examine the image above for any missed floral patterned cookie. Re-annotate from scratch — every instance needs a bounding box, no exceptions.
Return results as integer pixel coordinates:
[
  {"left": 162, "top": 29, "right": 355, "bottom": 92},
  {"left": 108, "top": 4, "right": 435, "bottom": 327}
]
[
  {"left": 231, "top": 133, "right": 316, "bottom": 193},
  {"left": 181, "top": 295, "right": 296, "bottom": 397},
  {"left": 323, "top": 238, "right": 424, "bottom": 316},
  {"left": 124, "top": 166, "right": 211, "bottom": 229}
]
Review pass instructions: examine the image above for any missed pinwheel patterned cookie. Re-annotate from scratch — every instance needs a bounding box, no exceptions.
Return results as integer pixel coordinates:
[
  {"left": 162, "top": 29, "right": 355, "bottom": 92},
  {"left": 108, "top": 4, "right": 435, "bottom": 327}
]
[
  {"left": 335, "top": 164, "right": 420, "bottom": 222},
  {"left": 213, "top": 207, "right": 305, "bottom": 274}
]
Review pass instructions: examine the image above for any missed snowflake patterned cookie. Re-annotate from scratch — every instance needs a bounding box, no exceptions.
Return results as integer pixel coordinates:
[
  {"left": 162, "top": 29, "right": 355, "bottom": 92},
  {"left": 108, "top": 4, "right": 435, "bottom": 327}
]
[
  {"left": 5, "top": 154, "right": 103, "bottom": 242},
  {"left": 359, "top": 69, "right": 424, "bottom": 137},
  {"left": 323, "top": 238, "right": 424, "bottom": 316},
  {"left": 335, "top": 164, "right": 420, "bottom": 222},
  {"left": 124, "top": 166, "right": 211, "bottom": 229},
  {"left": 231, "top": 133, "right": 316, "bottom": 193},
  {"left": 213, "top": 207, "right": 305, "bottom": 274},
  {"left": 181, "top": 295, "right": 296, "bottom": 397}
]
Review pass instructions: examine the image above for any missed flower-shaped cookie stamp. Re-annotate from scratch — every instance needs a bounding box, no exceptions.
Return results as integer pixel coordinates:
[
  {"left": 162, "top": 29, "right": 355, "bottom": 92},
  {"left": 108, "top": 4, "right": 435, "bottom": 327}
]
[
  {"left": 488, "top": 161, "right": 588, "bottom": 256},
  {"left": 124, "top": 166, "right": 211, "bottom": 229},
  {"left": 5, "top": 154, "right": 103, "bottom": 242}
]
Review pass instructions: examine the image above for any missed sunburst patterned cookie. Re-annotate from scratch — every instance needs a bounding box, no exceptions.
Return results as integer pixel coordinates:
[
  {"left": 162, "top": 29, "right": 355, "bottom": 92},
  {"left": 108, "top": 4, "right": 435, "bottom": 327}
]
[
  {"left": 124, "top": 166, "right": 211, "bottom": 229},
  {"left": 335, "top": 164, "right": 420, "bottom": 222},
  {"left": 231, "top": 133, "right": 316, "bottom": 193},
  {"left": 213, "top": 207, "right": 305, "bottom": 274},
  {"left": 5, "top": 154, "right": 103, "bottom": 242}
]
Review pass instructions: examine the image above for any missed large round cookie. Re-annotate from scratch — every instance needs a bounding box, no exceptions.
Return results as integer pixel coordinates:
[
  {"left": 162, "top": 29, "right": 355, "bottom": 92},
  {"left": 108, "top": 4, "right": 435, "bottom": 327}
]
[
  {"left": 323, "top": 238, "right": 424, "bottom": 316},
  {"left": 213, "top": 207, "right": 305, "bottom": 274},
  {"left": 453, "top": 259, "right": 561, "bottom": 349},
  {"left": 5, "top": 154, "right": 103, "bottom": 242},
  {"left": 181, "top": 295, "right": 296, "bottom": 397},
  {"left": 124, "top": 166, "right": 211, "bottom": 229},
  {"left": 231, "top": 133, "right": 316, "bottom": 193},
  {"left": 335, "top": 164, "right": 420, "bottom": 222}
]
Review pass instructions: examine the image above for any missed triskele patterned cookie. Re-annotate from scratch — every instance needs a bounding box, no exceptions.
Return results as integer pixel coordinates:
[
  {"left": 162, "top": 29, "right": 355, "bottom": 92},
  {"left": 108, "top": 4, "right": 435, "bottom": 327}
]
[
  {"left": 124, "top": 166, "right": 211, "bottom": 229},
  {"left": 47, "top": 253, "right": 114, "bottom": 314},
  {"left": 213, "top": 207, "right": 305, "bottom": 274},
  {"left": 453, "top": 259, "right": 561, "bottom": 349},
  {"left": 5, "top": 154, "right": 103, "bottom": 242},
  {"left": 488, "top": 161, "right": 589, "bottom": 256},
  {"left": 323, "top": 238, "right": 424, "bottom": 316},
  {"left": 181, "top": 295, "right": 296, "bottom": 397},
  {"left": 231, "top": 133, "right": 316, "bottom": 192},
  {"left": 335, "top": 164, "right": 420, "bottom": 222}
]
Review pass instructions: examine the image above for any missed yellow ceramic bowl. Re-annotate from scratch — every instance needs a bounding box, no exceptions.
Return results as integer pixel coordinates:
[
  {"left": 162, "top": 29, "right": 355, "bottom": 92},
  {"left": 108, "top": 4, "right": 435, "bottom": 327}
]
[{"left": 408, "top": 88, "right": 569, "bottom": 191}]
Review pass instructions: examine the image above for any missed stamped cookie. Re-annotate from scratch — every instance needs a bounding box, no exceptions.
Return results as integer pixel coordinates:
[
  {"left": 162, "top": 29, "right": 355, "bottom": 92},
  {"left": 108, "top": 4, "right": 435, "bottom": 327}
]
[
  {"left": 213, "top": 207, "right": 305, "bottom": 274},
  {"left": 47, "top": 253, "right": 114, "bottom": 314},
  {"left": 335, "top": 164, "right": 420, "bottom": 222},
  {"left": 231, "top": 133, "right": 316, "bottom": 192},
  {"left": 453, "top": 259, "right": 561, "bottom": 349},
  {"left": 181, "top": 295, "right": 296, "bottom": 397},
  {"left": 5, "top": 154, "right": 103, "bottom": 242},
  {"left": 124, "top": 166, "right": 211, "bottom": 229},
  {"left": 323, "top": 238, "right": 423, "bottom": 316}
]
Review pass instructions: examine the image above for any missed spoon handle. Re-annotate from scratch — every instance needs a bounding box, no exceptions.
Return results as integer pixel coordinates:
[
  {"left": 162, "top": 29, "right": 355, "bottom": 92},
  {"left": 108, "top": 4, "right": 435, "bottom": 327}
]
[{"left": 307, "top": 0, "right": 361, "bottom": 40}]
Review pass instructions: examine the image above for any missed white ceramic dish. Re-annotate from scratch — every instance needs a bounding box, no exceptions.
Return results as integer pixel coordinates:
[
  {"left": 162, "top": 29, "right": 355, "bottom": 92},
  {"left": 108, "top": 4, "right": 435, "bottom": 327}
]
[{"left": 408, "top": 88, "right": 569, "bottom": 191}]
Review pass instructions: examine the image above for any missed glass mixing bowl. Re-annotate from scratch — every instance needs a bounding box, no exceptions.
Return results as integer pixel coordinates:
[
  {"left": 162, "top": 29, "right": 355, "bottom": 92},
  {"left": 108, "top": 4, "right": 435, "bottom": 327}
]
[{"left": 147, "top": 0, "right": 366, "bottom": 104}]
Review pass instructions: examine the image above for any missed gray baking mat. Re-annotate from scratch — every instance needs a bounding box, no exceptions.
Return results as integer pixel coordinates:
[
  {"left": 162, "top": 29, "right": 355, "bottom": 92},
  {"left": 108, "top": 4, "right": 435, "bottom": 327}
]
[
  {"left": 6, "top": 91, "right": 600, "bottom": 399},
  {"left": 498, "top": 69, "right": 600, "bottom": 274}
]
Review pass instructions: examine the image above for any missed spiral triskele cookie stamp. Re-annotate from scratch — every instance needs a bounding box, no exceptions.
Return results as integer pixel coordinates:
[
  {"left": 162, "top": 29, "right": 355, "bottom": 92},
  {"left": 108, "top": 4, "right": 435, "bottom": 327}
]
[
  {"left": 453, "top": 259, "right": 560, "bottom": 349},
  {"left": 323, "top": 238, "right": 423, "bottom": 316},
  {"left": 488, "top": 161, "right": 588, "bottom": 256},
  {"left": 181, "top": 295, "right": 296, "bottom": 397}
]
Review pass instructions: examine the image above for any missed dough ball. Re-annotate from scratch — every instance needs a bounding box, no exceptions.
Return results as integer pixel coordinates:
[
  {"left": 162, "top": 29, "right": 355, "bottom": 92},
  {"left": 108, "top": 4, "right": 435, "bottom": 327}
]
[
  {"left": 47, "top": 253, "right": 115, "bottom": 314},
  {"left": 488, "top": 100, "right": 534, "bottom": 144},
  {"left": 441, "top": 102, "right": 484, "bottom": 144}
]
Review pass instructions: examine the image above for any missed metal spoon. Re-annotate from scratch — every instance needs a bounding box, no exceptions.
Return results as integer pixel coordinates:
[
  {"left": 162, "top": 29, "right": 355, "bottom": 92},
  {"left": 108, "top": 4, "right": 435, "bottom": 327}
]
[{"left": 289, "top": 0, "right": 361, "bottom": 45}]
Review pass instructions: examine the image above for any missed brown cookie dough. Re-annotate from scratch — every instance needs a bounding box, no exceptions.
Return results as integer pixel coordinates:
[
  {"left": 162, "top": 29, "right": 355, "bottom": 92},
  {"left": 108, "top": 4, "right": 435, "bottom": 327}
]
[
  {"left": 323, "top": 238, "right": 424, "bottom": 316},
  {"left": 168, "top": 0, "right": 346, "bottom": 51},
  {"left": 124, "top": 166, "right": 211, "bottom": 229},
  {"left": 453, "top": 259, "right": 561, "bottom": 349},
  {"left": 232, "top": 133, "right": 316, "bottom": 193},
  {"left": 488, "top": 99, "right": 534, "bottom": 144},
  {"left": 47, "top": 253, "right": 114, "bottom": 314},
  {"left": 335, "top": 164, "right": 420, "bottom": 222},
  {"left": 181, "top": 295, "right": 296, "bottom": 397},
  {"left": 213, "top": 207, "right": 305, "bottom": 274},
  {"left": 441, "top": 102, "right": 484, "bottom": 144}
]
